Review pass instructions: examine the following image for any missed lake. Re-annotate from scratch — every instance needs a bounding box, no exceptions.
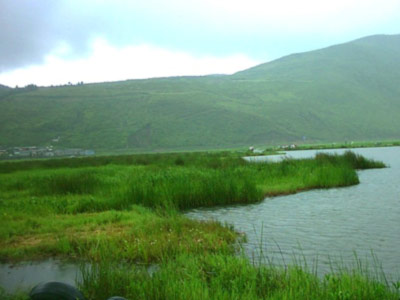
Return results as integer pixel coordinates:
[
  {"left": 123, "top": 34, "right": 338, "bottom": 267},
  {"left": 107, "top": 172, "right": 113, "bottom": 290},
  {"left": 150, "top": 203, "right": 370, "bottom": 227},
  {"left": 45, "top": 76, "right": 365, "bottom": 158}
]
[{"left": 187, "top": 147, "right": 400, "bottom": 280}]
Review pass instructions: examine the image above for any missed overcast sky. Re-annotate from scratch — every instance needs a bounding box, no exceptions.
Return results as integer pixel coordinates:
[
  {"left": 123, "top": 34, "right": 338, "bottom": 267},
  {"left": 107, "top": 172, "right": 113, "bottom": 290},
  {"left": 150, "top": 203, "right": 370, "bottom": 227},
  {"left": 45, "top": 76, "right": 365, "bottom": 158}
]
[{"left": 1, "top": 0, "right": 399, "bottom": 87}]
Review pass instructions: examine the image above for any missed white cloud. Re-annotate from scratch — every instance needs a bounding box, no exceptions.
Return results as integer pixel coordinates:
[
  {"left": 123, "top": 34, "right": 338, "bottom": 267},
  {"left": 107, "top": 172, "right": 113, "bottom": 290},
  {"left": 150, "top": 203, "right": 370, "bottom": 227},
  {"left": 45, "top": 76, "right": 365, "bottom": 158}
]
[
  {"left": 0, "top": 38, "right": 260, "bottom": 87},
  {"left": 148, "top": 0, "right": 400, "bottom": 33},
  {"left": 64, "top": 0, "right": 400, "bottom": 36},
  {"left": 1, "top": 0, "right": 399, "bottom": 85}
]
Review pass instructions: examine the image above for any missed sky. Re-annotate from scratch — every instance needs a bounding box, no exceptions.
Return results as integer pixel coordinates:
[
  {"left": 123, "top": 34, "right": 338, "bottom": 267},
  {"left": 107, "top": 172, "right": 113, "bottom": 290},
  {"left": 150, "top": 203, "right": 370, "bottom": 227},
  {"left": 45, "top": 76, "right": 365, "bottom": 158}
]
[{"left": 0, "top": 0, "right": 399, "bottom": 87}]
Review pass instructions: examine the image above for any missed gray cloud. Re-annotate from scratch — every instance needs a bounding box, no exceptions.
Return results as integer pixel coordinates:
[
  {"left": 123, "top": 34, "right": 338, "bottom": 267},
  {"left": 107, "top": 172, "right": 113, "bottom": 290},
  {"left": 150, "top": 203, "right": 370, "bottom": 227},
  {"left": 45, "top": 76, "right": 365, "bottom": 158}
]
[
  {"left": 0, "top": 0, "right": 218, "bottom": 72},
  {"left": 1, "top": 1, "right": 61, "bottom": 71},
  {"left": 0, "top": 1, "right": 121, "bottom": 72},
  {"left": 1, "top": 0, "right": 398, "bottom": 74}
]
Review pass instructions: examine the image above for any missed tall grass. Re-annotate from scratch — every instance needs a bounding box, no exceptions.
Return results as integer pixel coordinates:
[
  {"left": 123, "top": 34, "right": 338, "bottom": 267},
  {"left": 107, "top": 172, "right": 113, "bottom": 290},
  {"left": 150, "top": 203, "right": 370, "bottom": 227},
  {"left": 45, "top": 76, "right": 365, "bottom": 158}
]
[
  {"left": 0, "top": 151, "right": 384, "bottom": 215},
  {"left": 0, "top": 151, "right": 386, "bottom": 259},
  {"left": 0, "top": 207, "right": 237, "bottom": 263},
  {"left": 34, "top": 170, "right": 101, "bottom": 195},
  {"left": 0, "top": 151, "right": 244, "bottom": 174},
  {"left": 78, "top": 253, "right": 399, "bottom": 300},
  {"left": 247, "top": 155, "right": 362, "bottom": 196},
  {"left": 116, "top": 167, "right": 261, "bottom": 210},
  {"left": 315, "top": 151, "right": 386, "bottom": 170}
]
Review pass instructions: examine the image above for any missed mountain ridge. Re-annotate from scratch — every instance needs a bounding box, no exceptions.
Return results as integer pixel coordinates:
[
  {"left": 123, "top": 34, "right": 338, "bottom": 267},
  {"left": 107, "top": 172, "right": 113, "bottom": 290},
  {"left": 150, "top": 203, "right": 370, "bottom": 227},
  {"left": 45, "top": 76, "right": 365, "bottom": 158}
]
[{"left": 0, "top": 34, "right": 399, "bottom": 151}]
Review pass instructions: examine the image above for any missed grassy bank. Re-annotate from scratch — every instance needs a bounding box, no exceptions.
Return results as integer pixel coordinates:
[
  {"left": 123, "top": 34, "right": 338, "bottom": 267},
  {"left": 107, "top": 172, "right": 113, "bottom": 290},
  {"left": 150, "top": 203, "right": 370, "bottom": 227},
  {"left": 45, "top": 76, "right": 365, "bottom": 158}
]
[
  {"left": 77, "top": 253, "right": 399, "bottom": 300},
  {"left": 0, "top": 151, "right": 385, "bottom": 260},
  {"left": 2, "top": 253, "right": 399, "bottom": 300},
  {"left": 283, "top": 140, "right": 400, "bottom": 151},
  {"left": 1, "top": 151, "right": 396, "bottom": 299}
]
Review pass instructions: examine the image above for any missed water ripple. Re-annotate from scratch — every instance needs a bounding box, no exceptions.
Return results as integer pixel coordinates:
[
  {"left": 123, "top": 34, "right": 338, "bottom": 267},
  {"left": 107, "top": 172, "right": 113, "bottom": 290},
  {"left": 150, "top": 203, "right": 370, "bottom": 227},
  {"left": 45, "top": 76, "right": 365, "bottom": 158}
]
[{"left": 187, "top": 147, "right": 400, "bottom": 279}]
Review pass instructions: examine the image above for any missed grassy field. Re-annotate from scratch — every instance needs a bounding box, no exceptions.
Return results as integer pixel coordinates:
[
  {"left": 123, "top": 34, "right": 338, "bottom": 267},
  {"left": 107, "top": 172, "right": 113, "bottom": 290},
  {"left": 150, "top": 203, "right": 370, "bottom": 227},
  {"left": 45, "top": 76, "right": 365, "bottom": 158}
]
[{"left": 1, "top": 151, "right": 397, "bottom": 299}]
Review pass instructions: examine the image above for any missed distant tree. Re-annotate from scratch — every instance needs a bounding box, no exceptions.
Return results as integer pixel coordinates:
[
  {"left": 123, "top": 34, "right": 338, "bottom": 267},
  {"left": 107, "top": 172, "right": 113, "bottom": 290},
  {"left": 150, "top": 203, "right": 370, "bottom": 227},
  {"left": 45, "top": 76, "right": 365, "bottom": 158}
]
[{"left": 24, "top": 84, "right": 38, "bottom": 91}]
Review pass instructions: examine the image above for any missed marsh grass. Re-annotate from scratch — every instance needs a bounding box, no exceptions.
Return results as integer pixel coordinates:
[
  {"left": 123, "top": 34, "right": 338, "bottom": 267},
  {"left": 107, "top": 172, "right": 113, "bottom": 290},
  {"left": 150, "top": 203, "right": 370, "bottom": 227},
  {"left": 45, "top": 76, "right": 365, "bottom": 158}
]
[
  {"left": 0, "top": 207, "right": 237, "bottom": 263},
  {"left": 0, "top": 151, "right": 244, "bottom": 174},
  {"left": 34, "top": 170, "right": 101, "bottom": 196},
  {"left": 0, "top": 151, "right": 393, "bottom": 299},
  {"left": 1, "top": 151, "right": 375, "bottom": 214},
  {"left": 117, "top": 167, "right": 261, "bottom": 210},
  {"left": 315, "top": 151, "right": 386, "bottom": 170},
  {"left": 290, "top": 141, "right": 400, "bottom": 151},
  {"left": 0, "top": 151, "right": 386, "bottom": 262},
  {"left": 0, "top": 288, "right": 28, "bottom": 300},
  {"left": 77, "top": 252, "right": 399, "bottom": 300}
]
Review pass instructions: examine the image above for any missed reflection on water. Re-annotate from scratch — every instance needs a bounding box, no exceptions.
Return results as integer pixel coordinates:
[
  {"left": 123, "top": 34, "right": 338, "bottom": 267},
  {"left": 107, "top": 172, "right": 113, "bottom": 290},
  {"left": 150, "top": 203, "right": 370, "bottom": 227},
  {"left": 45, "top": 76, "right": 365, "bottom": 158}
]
[
  {"left": 188, "top": 147, "right": 400, "bottom": 280},
  {"left": 0, "top": 259, "right": 80, "bottom": 294},
  {"left": 0, "top": 259, "right": 159, "bottom": 294}
]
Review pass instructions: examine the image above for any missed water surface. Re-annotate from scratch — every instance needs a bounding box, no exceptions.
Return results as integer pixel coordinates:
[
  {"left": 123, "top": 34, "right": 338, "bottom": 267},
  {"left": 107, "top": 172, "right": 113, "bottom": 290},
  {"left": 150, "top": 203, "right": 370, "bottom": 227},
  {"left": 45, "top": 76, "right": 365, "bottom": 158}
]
[
  {"left": 188, "top": 147, "right": 400, "bottom": 279},
  {"left": 0, "top": 259, "right": 158, "bottom": 293},
  {"left": 0, "top": 259, "right": 80, "bottom": 294}
]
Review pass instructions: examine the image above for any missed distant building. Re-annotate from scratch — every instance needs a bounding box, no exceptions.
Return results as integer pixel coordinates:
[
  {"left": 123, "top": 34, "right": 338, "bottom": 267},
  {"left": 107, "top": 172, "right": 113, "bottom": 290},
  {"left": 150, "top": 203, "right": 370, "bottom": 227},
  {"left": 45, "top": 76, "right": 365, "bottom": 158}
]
[
  {"left": 82, "top": 149, "right": 95, "bottom": 156},
  {"left": 0, "top": 146, "right": 95, "bottom": 160},
  {"left": 55, "top": 149, "right": 82, "bottom": 156},
  {"left": 15, "top": 150, "right": 31, "bottom": 157}
]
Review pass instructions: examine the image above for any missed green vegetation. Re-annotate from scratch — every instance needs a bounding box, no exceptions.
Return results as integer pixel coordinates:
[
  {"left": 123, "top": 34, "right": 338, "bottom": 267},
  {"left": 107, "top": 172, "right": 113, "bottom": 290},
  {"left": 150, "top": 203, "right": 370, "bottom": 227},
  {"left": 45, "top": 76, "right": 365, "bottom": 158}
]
[
  {"left": 0, "top": 84, "right": 11, "bottom": 99},
  {"left": 0, "top": 151, "right": 395, "bottom": 299},
  {"left": 285, "top": 140, "right": 400, "bottom": 151},
  {"left": 1, "top": 34, "right": 400, "bottom": 151},
  {"left": 77, "top": 253, "right": 399, "bottom": 300},
  {"left": 0, "top": 151, "right": 247, "bottom": 173}
]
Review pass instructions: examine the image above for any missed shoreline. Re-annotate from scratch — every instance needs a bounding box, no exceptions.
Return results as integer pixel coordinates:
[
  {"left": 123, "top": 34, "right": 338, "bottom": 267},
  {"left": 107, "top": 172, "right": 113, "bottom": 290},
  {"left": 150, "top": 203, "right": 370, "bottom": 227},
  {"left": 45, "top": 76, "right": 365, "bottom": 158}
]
[{"left": 1, "top": 151, "right": 397, "bottom": 299}]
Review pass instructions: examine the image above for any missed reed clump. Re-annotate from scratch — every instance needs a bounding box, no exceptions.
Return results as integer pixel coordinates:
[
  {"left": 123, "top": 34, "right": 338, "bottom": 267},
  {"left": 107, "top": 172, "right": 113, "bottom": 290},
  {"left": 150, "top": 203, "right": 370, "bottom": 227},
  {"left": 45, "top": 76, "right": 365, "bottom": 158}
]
[
  {"left": 1, "top": 151, "right": 376, "bottom": 214},
  {"left": 117, "top": 167, "right": 261, "bottom": 210},
  {"left": 315, "top": 151, "right": 386, "bottom": 169},
  {"left": 78, "top": 253, "right": 399, "bottom": 300}
]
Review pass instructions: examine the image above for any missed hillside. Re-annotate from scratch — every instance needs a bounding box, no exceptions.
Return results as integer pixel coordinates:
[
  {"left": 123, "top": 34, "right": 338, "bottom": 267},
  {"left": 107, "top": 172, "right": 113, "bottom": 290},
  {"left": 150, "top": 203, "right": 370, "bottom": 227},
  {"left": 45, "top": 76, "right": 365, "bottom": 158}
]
[
  {"left": 0, "top": 84, "right": 10, "bottom": 98},
  {"left": 0, "top": 34, "right": 399, "bottom": 151}
]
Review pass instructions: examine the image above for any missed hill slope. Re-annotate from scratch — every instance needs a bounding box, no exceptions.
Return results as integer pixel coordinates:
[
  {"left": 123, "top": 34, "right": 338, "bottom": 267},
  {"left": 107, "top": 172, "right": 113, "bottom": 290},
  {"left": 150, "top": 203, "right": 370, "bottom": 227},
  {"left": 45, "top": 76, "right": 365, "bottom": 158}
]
[
  {"left": 0, "top": 34, "right": 399, "bottom": 151},
  {"left": 0, "top": 84, "right": 10, "bottom": 98}
]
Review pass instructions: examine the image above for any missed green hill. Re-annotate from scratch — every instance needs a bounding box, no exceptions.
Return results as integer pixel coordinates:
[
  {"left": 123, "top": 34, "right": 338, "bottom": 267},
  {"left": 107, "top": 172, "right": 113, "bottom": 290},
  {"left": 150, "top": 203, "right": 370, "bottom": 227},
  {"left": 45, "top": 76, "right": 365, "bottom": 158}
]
[
  {"left": 0, "top": 84, "right": 10, "bottom": 98},
  {"left": 0, "top": 34, "right": 399, "bottom": 151}
]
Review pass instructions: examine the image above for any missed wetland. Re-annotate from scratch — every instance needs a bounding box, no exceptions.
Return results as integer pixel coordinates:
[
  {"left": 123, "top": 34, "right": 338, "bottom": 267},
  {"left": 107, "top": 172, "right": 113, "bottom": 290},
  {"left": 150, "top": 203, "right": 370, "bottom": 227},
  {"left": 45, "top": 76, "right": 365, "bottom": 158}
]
[{"left": 0, "top": 150, "right": 398, "bottom": 299}]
